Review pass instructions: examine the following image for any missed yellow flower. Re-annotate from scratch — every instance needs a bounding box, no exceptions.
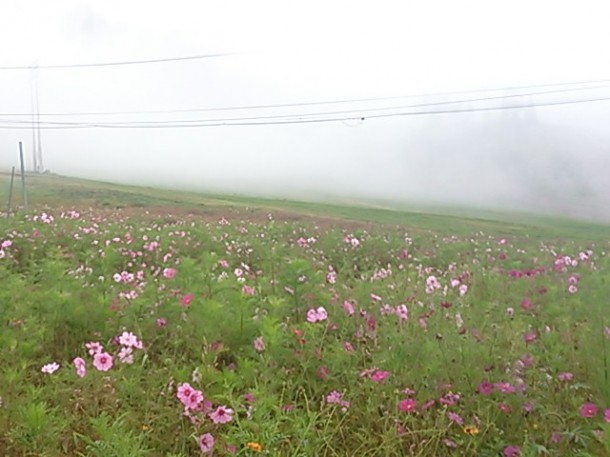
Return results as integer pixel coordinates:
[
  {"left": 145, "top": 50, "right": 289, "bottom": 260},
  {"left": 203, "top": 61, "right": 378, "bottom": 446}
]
[
  {"left": 463, "top": 425, "right": 480, "bottom": 435},
  {"left": 247, "top": 442, "right": 263, "bottom": 452}
]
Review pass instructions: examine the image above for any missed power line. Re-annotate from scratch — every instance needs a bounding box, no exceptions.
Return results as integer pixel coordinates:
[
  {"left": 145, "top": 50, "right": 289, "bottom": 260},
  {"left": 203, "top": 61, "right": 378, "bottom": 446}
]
[
  {"left": 1, "top": 83, "right": 609, "bottom": 126},
  {"left": 1, "top": 94, "right": 609, "bottom": 129},
  {"left": 0, "top": 52, "right": 238, "bottom": 70},
  {"left": 2, "top": 78, "right": 610, "bottom": 118}
]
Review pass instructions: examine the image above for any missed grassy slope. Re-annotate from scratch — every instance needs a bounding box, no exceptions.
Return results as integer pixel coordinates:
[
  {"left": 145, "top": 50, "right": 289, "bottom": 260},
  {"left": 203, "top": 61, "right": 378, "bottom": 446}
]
[{"left": 0, "top": 172, "right": 607, "bottom": 242}]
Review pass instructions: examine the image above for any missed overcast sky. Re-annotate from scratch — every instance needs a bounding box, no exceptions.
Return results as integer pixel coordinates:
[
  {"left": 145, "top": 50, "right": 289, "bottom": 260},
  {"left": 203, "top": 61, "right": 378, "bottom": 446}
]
[{"left": 1, "top": 0, "right": 610, "bottom": 220}]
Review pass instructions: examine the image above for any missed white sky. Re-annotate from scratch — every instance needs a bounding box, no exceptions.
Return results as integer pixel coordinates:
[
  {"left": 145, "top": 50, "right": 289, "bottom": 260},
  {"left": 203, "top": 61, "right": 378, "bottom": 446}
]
[{"left": 1, "top": 0, "right": 610, "bottom": 219}]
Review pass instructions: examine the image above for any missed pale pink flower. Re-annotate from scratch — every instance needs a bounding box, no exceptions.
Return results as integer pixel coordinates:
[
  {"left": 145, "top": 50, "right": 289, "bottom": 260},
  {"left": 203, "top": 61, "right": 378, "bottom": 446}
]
[
  {"left": 395, "top": 304, "right": 409, "bottom": 321},
  {"left": 156, "top": 317, "right": 167, "bottom": 327},
  {"left": 85, "top": 341, "right": 103, "bottom": 355},
  {"left": 162, "top": 267, "right": 176, "bottom": 279},
  {"left": 458, "top": 284, "right": 468, "bottom": 296},
  {"left": 447, "top": 411, "right": 464, "bottom": 426},
  {"left": 342, "top": 300, "right": 355, "bottom": 316},
  {"left": 73, "top": 357, "right": 86, "bottom": 378},
  {"left": 326, "top": 390, "right": 350, "bottom": 410},
  {"left": 198, "top": 433, "right": 215, "bottom": 453},
  {"left": 557, "top": 372, "right": 574, "bottom": 382},
  {"left": 242, "top": 285, "right": 255, "bottom": 296},
  {"left": 253, "top": 336, "right": 266, "bottom": 352},
  {"left": 118, "top": 331, "right": 140, "bottom": 347},
  {"left": 177, "top": 382, "right": 194, "bottom": 403},
  {"left": 185, "top": 390, "right": 204, "bottom": 410},
  {"left": 209, "top": 405, "right": 234, "bottom": 424},
  {"left": 306, "top": 307, "right": 328, "bottom": 323},
  {"left": 92, "top": 352, "right": 113, "bottom": 371},
  {"left": 41, "top": 362, "right": 60, "bottom": 374},
  {"left": 118, "top": 346, "right": 134, "bottom": 364},
  {"left": 1, "top": 240, "right": 12, "bottom": 248}
]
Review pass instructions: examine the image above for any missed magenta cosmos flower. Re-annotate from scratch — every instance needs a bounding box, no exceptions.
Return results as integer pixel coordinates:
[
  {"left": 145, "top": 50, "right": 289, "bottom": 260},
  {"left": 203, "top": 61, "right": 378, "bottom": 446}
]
[
  {"left": 580, "top": 402, "right": 598, "bottom": 418},
  {"left": 504, "top": 445, "right": 521, "bottom": 457},
  {"left": 370, "top": 370, "right": 390, "bottom": 383},
  {"left": 399, "top": 398, "right": 417, "bottom": 413},
  {"left": 92, "top": 352, "right": 113, "bottom": 372}
]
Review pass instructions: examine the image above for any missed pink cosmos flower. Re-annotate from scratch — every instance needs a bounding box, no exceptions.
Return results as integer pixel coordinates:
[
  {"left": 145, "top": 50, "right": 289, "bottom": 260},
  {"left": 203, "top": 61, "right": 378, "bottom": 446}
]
[
  {"left": 209, "top": 405, "right": 234, "bottom": 424},
  {"left": 343, "top": 341, "right": 355, "bottom": 353},
  {"left": 557, "top": 372, "right": 574, "bottom": 382},
  {"left": 253, "top": 336, "right": 266, "bottom": 352},
  {"left": 92, "top": 352, "right": 113, "bottom": 371},
  {"left": 458, "top": 284, "right": 468, "bottom": 296},
  {"left": 180, "top": 293, "right": 194, "bottom": 307},
  {"left": 495, "top": 382, "right": 516, "bottom": 394},
  {"left": 580, "top": 402, "right": 598, "bottom": 418},
  {"left": 185, "top": 390, "right": 204, "bottom": 410},
  {"left": 156, "top": 317, "right": 167, "bottom": 327},
  {"left": 41, "top": 362, "right": 60, "bottom": 374},
  {"left": 306, "top": 307, "right": 328, "bottom": 323},
  {"left": 118, "top": 346, "right": 134, "bottom": 364},
  {"left": 118, "top": 331, "right": 140, "bottom": 347},
  {"left": 395, "top": 304, "right": 409, "bottom": 321},
  {"left": 370, "top": 370, "right": 390, "bottom": 383},
  {"left": 242, "top": 285, "right": 255, "bottom": 296},
  {"left": 568, "top": 284, "right": 578, "bottom": 294},
  {"left": 85, "top": 341, "right": 103, "bottom": 355},
  {"left": 399, "top": 398, "right": 417, "bottom": 412},
  {"left": 342, "top": 300, "right": 355, "bottom": 316},
  {"left": 523, "top": 330, "right": 537, "bottom": 344},
  {"left": 447, "top": 411, "right": 464, "bottom": 426},
  {"left": 177, "top": 383, "right": 194, "bottom": 403},
  {"left": 604, "top": 408, "right": 610, "bottom": 423},
  {"left": 498, "top": 402, "right": 512, "bottom": 414},
  {"left": 316, "top": 366, "right": 330, "bottom": 380},
  {"left": 326, "top": 391, "right": 350, "bottom": 410},
  {"left": 162, "top": 267, "right": 176, "bottom": 279},
  {"left": 504, "top": 445, "right": 521, "bottom": 457},
  {"left": 477, "top": 381, "right": 494, "bottom": 395},
  {"left": 198, "top": 433, "right": 215, "bottom": 453},
  {"left": 218, "top": 259, "right": 229, "bottom": 268},
  {"left": 73, "top": 357, "right": 86, "bottom": 378}
]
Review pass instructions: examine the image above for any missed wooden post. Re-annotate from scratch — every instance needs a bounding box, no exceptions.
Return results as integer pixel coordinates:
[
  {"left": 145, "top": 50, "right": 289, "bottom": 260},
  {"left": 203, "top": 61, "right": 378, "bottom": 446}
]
[
  {"left": 6, "top": 166, "right": 15, "bottom": 217},
  {"left": 19, "top": 142, "right": 28, "bottom": 212}
]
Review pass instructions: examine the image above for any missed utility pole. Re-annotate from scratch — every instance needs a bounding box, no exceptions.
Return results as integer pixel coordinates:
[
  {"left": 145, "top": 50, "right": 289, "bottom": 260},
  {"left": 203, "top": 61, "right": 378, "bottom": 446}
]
[
  {"left": 30, "top": 68, "right": 44, "bottom": 173},
  {"left": 19, "top": 142, "right": 28, "bottom": 212},
  {"left": 30, "top": 70, "right": 38, "bottom": 172}
]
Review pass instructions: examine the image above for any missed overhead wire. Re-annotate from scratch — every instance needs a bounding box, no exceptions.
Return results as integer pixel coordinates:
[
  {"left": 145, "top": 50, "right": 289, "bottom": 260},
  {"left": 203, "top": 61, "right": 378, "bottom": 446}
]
[
  {"left": 1, "top": 84, "right": 609, "bottom": 126},
  {"left": 0, "top": 52, "right": 238, "bottom": 70},
  {"left": 2, "top": 78, "right": 610, "bottom": 117},
  {"left": 1, "top": 93, "right": 609, "bottom": 129}
]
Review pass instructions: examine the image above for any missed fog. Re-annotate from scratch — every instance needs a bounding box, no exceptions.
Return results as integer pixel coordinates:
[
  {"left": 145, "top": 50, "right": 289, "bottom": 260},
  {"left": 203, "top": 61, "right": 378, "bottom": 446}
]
[{"left": 2, "top": 0, "right": 610, "bottom": 221}]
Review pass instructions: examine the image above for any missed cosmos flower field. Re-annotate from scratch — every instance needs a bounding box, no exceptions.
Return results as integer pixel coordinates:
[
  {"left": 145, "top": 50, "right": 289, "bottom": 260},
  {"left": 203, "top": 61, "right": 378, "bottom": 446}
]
[{"left": 0, "top": 207, "right": 609, "bottom": 456}]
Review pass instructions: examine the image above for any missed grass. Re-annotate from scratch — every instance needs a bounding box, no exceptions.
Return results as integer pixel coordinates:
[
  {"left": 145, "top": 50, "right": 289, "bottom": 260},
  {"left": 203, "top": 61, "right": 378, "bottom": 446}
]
[{"left": 0, "top": 173, "right": 609, "bottom": 456}]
